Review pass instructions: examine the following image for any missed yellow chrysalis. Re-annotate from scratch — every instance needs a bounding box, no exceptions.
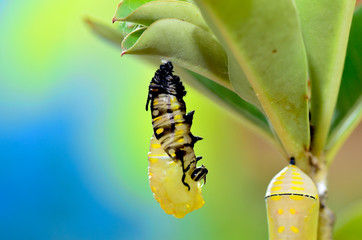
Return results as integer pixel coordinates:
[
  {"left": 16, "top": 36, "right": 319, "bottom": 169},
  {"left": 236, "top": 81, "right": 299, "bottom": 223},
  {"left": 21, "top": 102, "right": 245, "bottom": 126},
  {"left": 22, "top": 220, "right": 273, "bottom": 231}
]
[
  {"left": 265, "top": 158, "right": 319, "bottom": 240},
  {"left": 148, "top": 136, "right": 205, "bottom": 218}
]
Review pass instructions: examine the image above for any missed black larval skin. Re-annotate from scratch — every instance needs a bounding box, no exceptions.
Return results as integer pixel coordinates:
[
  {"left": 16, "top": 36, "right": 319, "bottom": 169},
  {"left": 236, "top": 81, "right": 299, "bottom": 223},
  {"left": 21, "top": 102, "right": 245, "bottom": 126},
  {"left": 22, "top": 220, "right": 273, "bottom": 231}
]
[
  {"left": 146, "top": 62, "right": 208, "bottom": 190},
  {"left": 146, "top": 61, "right": 185, "bottom": 111}
]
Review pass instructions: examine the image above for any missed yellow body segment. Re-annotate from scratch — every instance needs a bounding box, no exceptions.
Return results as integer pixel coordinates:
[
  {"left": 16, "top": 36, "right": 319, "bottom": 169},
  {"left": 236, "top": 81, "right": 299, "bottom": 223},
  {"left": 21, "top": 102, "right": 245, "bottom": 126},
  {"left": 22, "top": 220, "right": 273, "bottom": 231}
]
[
  {"left": 148, "top": 136, "right": 205, "bottom": 218},
  {"left": 265, "top": 164, "right": 319, "bottom": 240}
]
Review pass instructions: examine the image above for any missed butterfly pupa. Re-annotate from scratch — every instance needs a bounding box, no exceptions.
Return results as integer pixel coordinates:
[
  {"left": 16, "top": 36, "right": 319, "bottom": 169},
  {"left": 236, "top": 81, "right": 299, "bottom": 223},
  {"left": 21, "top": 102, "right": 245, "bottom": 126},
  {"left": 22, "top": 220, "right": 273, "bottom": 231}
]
[
  {"left": 146, "top": 61, "right": 208, "bottom": 190},
  {"left": 148, "top": 136, "right": 205, "bottom": 218},
  {"left": 265, "top": 158, "right": 319, "bottom": 240}
]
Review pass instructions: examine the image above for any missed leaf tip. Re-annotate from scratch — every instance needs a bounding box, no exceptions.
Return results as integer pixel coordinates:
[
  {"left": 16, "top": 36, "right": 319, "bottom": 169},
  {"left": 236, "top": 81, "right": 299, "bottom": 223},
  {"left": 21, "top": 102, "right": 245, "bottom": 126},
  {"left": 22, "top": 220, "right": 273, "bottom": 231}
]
[{"left": 112, "top": 1, "right": 123, "bottom": 23}]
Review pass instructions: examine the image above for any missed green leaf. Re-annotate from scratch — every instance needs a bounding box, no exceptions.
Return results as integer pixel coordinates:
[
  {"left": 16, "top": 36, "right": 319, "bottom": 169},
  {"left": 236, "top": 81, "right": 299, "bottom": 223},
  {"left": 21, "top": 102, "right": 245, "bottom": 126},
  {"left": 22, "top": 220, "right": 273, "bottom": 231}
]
[
  {"left": 113, "top": 0, "right": 210, "bottom": 31},
  {"left": 335, "top": 201, "right": 362, "bottom": 240},
  {"left": 194, "top": 0, "right": 310, "bottom": 160},
  {"left": 295, "top": 0, "right": 356, "bottom": 157},
  {"left": 84, "top": 17, "right": 275, "bottom": 141},
  {"left": 179, "top": 69, "right": 285, "bottom": 150},
  {"left": 117, "top": 21, "right": 143, "bottom": 36},
  {"left": 122, "top": 27, "right": 146, "bottom": 50},
  {"left": 228, "top": 54, "right": 262, "bottom": 110},
  {"left": 112, "top": 0, "right": 155, "bottom": 22},
  {"left": 326, "top": 7, "right": 362, "bottom": 162},
  {"left": 114, "top": 0, "right": 262, "bottom": 110},
  {"left": 122, "top": 18, "right": 230, "bottom": 88},
  {"left": 183, "top": 70, "right": 271, "bottom": 136}
]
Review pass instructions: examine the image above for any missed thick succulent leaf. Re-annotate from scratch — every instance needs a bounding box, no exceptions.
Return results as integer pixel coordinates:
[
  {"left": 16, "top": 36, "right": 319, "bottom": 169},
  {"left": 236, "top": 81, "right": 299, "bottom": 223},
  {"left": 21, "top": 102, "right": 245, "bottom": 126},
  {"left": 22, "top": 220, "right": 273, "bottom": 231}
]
[
  {"left": 113, "top": 0, "right": 210, "bottom": 31},
  {"left": 112, "top": 0, "right": 155, "bottom": 22},
  {"left": 114, "top": 0, "right": 263, "bottom": 110},
  {"left": 182, "top": 70, "right": 272, "bottom": 138},
  {"left": 122, "top": 18, "right": 230, "bottom": 88},
  {"left": 228, "top": 54, "right": 262, "bottom": 110},
  {"left": 295, "top": 0, "right": 356, "bottom": 157},
  {"left": 117, "top": 22, "right": 143, "bottom": 36},
  {"left": 326, "top": 7, "right": 362, "bottom": 162},
  {"left": 122, "top": 27, "right": 146, "bottom": 50},
  {"left": 335, "top": 201, "right": 362, "bottom": 240},
  {"left": 194, "top": 0, "right": 310, "bottom": 159},
  {"left": 84, "top": 17, "right": 274, "bottom": 141}
]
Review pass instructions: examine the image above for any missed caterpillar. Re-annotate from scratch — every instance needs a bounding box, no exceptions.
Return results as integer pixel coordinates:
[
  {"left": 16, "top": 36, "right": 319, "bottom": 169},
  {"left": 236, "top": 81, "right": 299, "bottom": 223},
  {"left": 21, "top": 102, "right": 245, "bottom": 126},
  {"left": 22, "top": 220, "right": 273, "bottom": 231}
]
[
  {"left": 146, "top": 61, "right": 208, "bottom": 189},
  {"left": 146, "top": 61, "right": 208, "bottom": 218},
  {"left": 265, "top": 157, "right": 319, "bottom": 240}
]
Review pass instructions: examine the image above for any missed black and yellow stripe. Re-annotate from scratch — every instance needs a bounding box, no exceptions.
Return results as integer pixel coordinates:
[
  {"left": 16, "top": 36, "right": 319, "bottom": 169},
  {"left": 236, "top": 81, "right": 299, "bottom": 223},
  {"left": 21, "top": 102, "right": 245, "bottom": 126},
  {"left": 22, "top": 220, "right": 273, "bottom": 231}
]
[{"left": 146, "top": 61, "right": 207, "bottom": 190}]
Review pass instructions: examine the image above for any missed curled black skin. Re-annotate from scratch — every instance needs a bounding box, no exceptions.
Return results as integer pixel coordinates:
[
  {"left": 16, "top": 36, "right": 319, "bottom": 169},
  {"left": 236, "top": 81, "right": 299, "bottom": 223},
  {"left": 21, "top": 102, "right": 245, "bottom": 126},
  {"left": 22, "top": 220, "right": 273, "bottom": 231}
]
[{"left": 146, "top": 61, "right": 186, "bottom": 111}]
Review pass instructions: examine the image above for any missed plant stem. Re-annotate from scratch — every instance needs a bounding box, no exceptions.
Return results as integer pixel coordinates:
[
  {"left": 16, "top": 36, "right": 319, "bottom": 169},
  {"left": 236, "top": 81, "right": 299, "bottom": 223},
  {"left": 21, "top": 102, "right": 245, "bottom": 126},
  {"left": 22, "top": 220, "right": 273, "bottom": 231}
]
[
  {"left": 307, "top": 154, "right": 335, "bottom": 240},
  {"left": 318, "top": 204, "right": 335, "bottom": 240}
]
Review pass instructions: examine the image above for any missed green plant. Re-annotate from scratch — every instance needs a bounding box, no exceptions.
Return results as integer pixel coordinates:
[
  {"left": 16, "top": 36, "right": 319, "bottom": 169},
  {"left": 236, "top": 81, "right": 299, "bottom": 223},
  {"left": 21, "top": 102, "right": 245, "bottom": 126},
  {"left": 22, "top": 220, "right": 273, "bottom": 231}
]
[{"left": 85, "top": 1, "right": 361, "bottom": 239}]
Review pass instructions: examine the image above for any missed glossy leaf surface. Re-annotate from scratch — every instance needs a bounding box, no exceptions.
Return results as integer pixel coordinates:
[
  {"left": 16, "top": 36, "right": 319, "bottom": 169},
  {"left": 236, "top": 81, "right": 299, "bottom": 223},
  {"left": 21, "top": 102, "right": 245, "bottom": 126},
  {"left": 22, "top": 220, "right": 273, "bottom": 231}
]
[
  {"left": 295, "top": 0, "right": 356, "bottom": 156},
  {"left": 113, "top": 0, "right": 210, "bottom": 31},
  {"left": 112, "top": 0, "right": 155, "bottom": 21},
  {"left": 122, "top": 18, "right": 230, "bottom": 87},
  {"left": 326, "top": 7, "right": 362, "bottom": 162},
  {"left": 182, "top": 70, "right": 273, "bottom": 139},
  {"left": 194, "top": 0, "right": 310, "bottom": 160},
  {"left": 84, "top": 18, "right": 274, "bottom": 140}
]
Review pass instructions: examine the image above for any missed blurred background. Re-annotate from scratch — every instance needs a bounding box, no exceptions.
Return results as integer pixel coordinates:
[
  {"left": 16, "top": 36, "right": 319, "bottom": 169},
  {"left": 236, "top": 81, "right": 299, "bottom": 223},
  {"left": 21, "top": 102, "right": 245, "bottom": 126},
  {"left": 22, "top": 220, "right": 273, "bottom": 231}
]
[{"left": 0, "top": 1, "right": 361, "bottom": 239}]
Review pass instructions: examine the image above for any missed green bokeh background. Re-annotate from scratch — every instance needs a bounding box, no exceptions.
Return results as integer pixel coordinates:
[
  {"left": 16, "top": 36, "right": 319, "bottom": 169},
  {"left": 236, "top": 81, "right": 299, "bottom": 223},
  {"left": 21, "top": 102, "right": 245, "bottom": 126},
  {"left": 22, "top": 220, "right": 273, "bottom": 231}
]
[{"left": 1, "top": 1, "right": 361, "bottom": 239}]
